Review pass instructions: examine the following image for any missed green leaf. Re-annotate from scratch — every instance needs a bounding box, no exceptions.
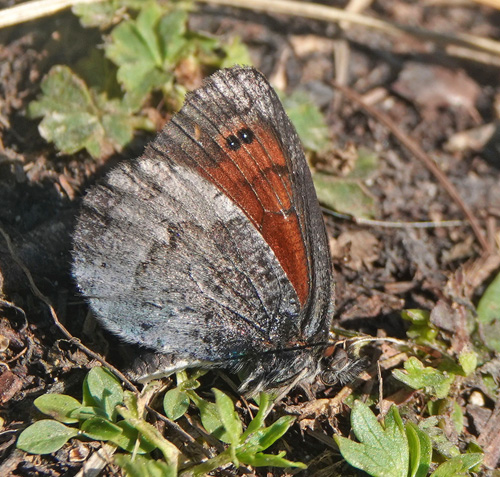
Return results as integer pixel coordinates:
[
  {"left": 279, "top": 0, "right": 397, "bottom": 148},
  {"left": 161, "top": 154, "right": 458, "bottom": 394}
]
[
  {"left": 419, "top": 417, "right": 461, "bottom": 458},
  {"left": 187, "top": 391, "right": 231, "bottom": 442},
  {"left": 402, "top": 309, "right": 431, "bottom": 324},
  {"left": 17, "top": 420, "right": 78, "bottom": 454},
  {"left": 28, "top": 66, "right": 149, "bottom": 158},
  {"left": 401, "top": 309, "right": 439, "bottom": 345},
  {"left": 105, "top": 4, "right": 176, "bottom": 102},
  {"left": 238, "top": 450, "right": 307, "bottom": 469},
  {"left": 430, "top": 453, "right": 483, "bottom": 477},
  {"left": 157, "top": 9, "right": 190, "bottom": 65},
  {"left": 335, "top": 403, "right": 409, "bottom": 477},
  {"left": 213, "top": 389, "right": 243, "bottom": 444},
  {"left": 393, "top": 357, "right": 455, "bottom": 399},
  {"left": 68, "top": 406, "right": 106, "bottom": 421},
  {"left": 313, "top": 172, "right": 377, "bottom": 219},
  {"left": 72, "top": 0, "right": 122, "bottom": 28},
  {"left": 243, "top": 416, "right": 295, "bottom": 453},
  {"left": 111, "top": 420, "right": 156, "bottom": 454},
  {"left": 163, "top": 387, "right": 189, "bottom": 420},
  {"left": 83, "top": 366, "right": 124, "bottom": 420},
  {"left": 406, "top": 421, "right": 432, "bottom": 477},
  {"left": 458, "top": 350, "right": 477, "bottom": 376},
  {"left": 242, "top": 392, "right": 273, "bottom": 439},
  {"left": 477, "top": 270, "right": 500, "bottom": 352},
  {"left": 81, "top": 417, "right": 122, "bottom": 441},
  {"left": 114, "top": 454, "right": 176, "bottom": 477},
  {"left": 281, "top": 90, "right": 331, "bottom": 153},
  {"left": 34, "top": 394, "right": 82, "bottom": 424}
]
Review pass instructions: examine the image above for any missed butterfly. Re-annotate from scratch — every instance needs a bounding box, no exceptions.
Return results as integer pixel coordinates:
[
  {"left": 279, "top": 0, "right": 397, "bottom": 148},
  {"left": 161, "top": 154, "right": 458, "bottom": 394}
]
[{"left": 73, "top": 66, "right": 352, "bottom": 396}]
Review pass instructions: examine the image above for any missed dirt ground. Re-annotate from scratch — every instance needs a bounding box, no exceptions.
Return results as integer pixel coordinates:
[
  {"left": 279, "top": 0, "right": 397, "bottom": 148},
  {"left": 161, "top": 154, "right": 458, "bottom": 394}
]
[{"left": 1, "top": 0, "right": 500, "bottom": 475}]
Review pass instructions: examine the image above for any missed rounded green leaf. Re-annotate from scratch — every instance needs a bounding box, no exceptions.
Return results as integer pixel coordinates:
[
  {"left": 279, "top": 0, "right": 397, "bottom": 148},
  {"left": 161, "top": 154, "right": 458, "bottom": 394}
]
[
  {"left": 17, "top": 420, "right": 78, "bottom": 454},
  {"left": 84, "top": 367, "right": 124, "bottom": 420},
  {"left": 163, "top": 388, "right": 189, "bottom": 420},
  {"left": 34, "top": 394, "right": 82, "bottom": 424}
]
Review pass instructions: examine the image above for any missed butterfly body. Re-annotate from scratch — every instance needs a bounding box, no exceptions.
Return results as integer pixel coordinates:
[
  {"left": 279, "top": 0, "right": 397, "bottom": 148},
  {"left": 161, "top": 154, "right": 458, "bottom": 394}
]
[{"left": 73, "top": 67, "right": 334, "bottom": 394}]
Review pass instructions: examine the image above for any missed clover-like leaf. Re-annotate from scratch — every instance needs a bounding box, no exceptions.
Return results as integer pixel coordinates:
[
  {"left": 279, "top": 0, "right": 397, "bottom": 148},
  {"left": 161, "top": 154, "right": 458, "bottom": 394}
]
[
  {"left": 17, "top": 420, "right": 79, "bottom": 455},
  {"left": 105, "top": 4, "right": 185, "bottom": 103},
  {"left": 335, "top": 402, "right": 409, "bottom": 477}
]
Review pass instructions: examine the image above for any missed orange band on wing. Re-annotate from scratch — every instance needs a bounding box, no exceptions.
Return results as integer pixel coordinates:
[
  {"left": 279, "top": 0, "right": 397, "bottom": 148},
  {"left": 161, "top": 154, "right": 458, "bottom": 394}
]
[{"left": 195, "top": 122, "right": 309, "bottom": 306}]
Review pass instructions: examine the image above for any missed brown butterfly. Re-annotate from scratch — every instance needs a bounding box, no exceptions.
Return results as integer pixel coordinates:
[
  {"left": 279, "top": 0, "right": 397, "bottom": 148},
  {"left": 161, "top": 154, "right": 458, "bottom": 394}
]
[{"left": 73, "top": 66, "right": 357, "bottom": 395}]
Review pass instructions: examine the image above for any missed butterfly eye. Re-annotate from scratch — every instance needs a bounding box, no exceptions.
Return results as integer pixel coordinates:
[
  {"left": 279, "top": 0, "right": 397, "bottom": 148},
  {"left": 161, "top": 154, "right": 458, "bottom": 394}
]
[
  {"left": 225, "top": 134, "right": 241, "bottom": 150},
  {"left": 237, "top": 128, "right": 254, "bottom": 144}
]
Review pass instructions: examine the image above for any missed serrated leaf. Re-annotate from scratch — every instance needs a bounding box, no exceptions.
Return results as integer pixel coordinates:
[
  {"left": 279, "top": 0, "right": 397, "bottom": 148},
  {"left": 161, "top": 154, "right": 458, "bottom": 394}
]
[
  {"left": 313, "top": 172, "right": 377, "bottom": 219},
  {"left": 163, "top": 388, "right": 189, "bottom": 420},
  {"left": 335, "top": 402, "right": 409, "bottom": 477},
  {"left": 114, "top": 454, "right": 176, "bottom": 477},
  {"left": 28, "top": 66, "right": 149, "bottom": 158},
  {"left": 393, "top": 357, "right": 455, "bottom": 399},
  {"left": 105, "top": 4, "right": 181, "bottom": 102},
  {"left": 83, "top": 366, "right": 124, "bottom": 420},
  {"left": 406, "top": 421, "right": 432, "bottom": 477},
  {"left": 430, "top": 453, "right": 483, "bottom": 477},
  {"left": 34, "top": 394, "right": 81, "bottom": 424},
  {"left": 17, "top": 420, "right": 78, "bottom": 454}
]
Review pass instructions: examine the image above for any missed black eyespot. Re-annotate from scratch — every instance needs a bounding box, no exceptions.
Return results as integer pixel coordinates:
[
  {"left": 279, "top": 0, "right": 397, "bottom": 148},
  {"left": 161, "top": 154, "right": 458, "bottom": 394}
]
[
  {"left": 238, "top": 127, "right": 254, "bottom": 144},
  {"left": 226, "top": 134, "right": 241, "bottom": 150}
]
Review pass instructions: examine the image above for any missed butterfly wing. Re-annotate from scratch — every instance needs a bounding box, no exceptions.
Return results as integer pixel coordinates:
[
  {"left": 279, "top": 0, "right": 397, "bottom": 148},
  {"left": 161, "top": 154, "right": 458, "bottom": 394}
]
[
  {"left": 73, "top": 67, "right": 334, "bottom": 390},
  {"left": 154, "top": 67, "right": 334, "bottom": 340}
]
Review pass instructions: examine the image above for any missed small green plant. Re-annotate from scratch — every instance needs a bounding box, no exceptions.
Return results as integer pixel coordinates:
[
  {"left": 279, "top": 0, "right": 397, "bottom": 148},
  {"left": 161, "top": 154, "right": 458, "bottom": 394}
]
[
  {"left": 28, "top": 0, "right": 251, "bottom": 159},
  {"left": 335, "top": 402, "right": 482, "bottom": 477},
  {"left": 17, "top": 367, "right": 305, "bottom": 475}
]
